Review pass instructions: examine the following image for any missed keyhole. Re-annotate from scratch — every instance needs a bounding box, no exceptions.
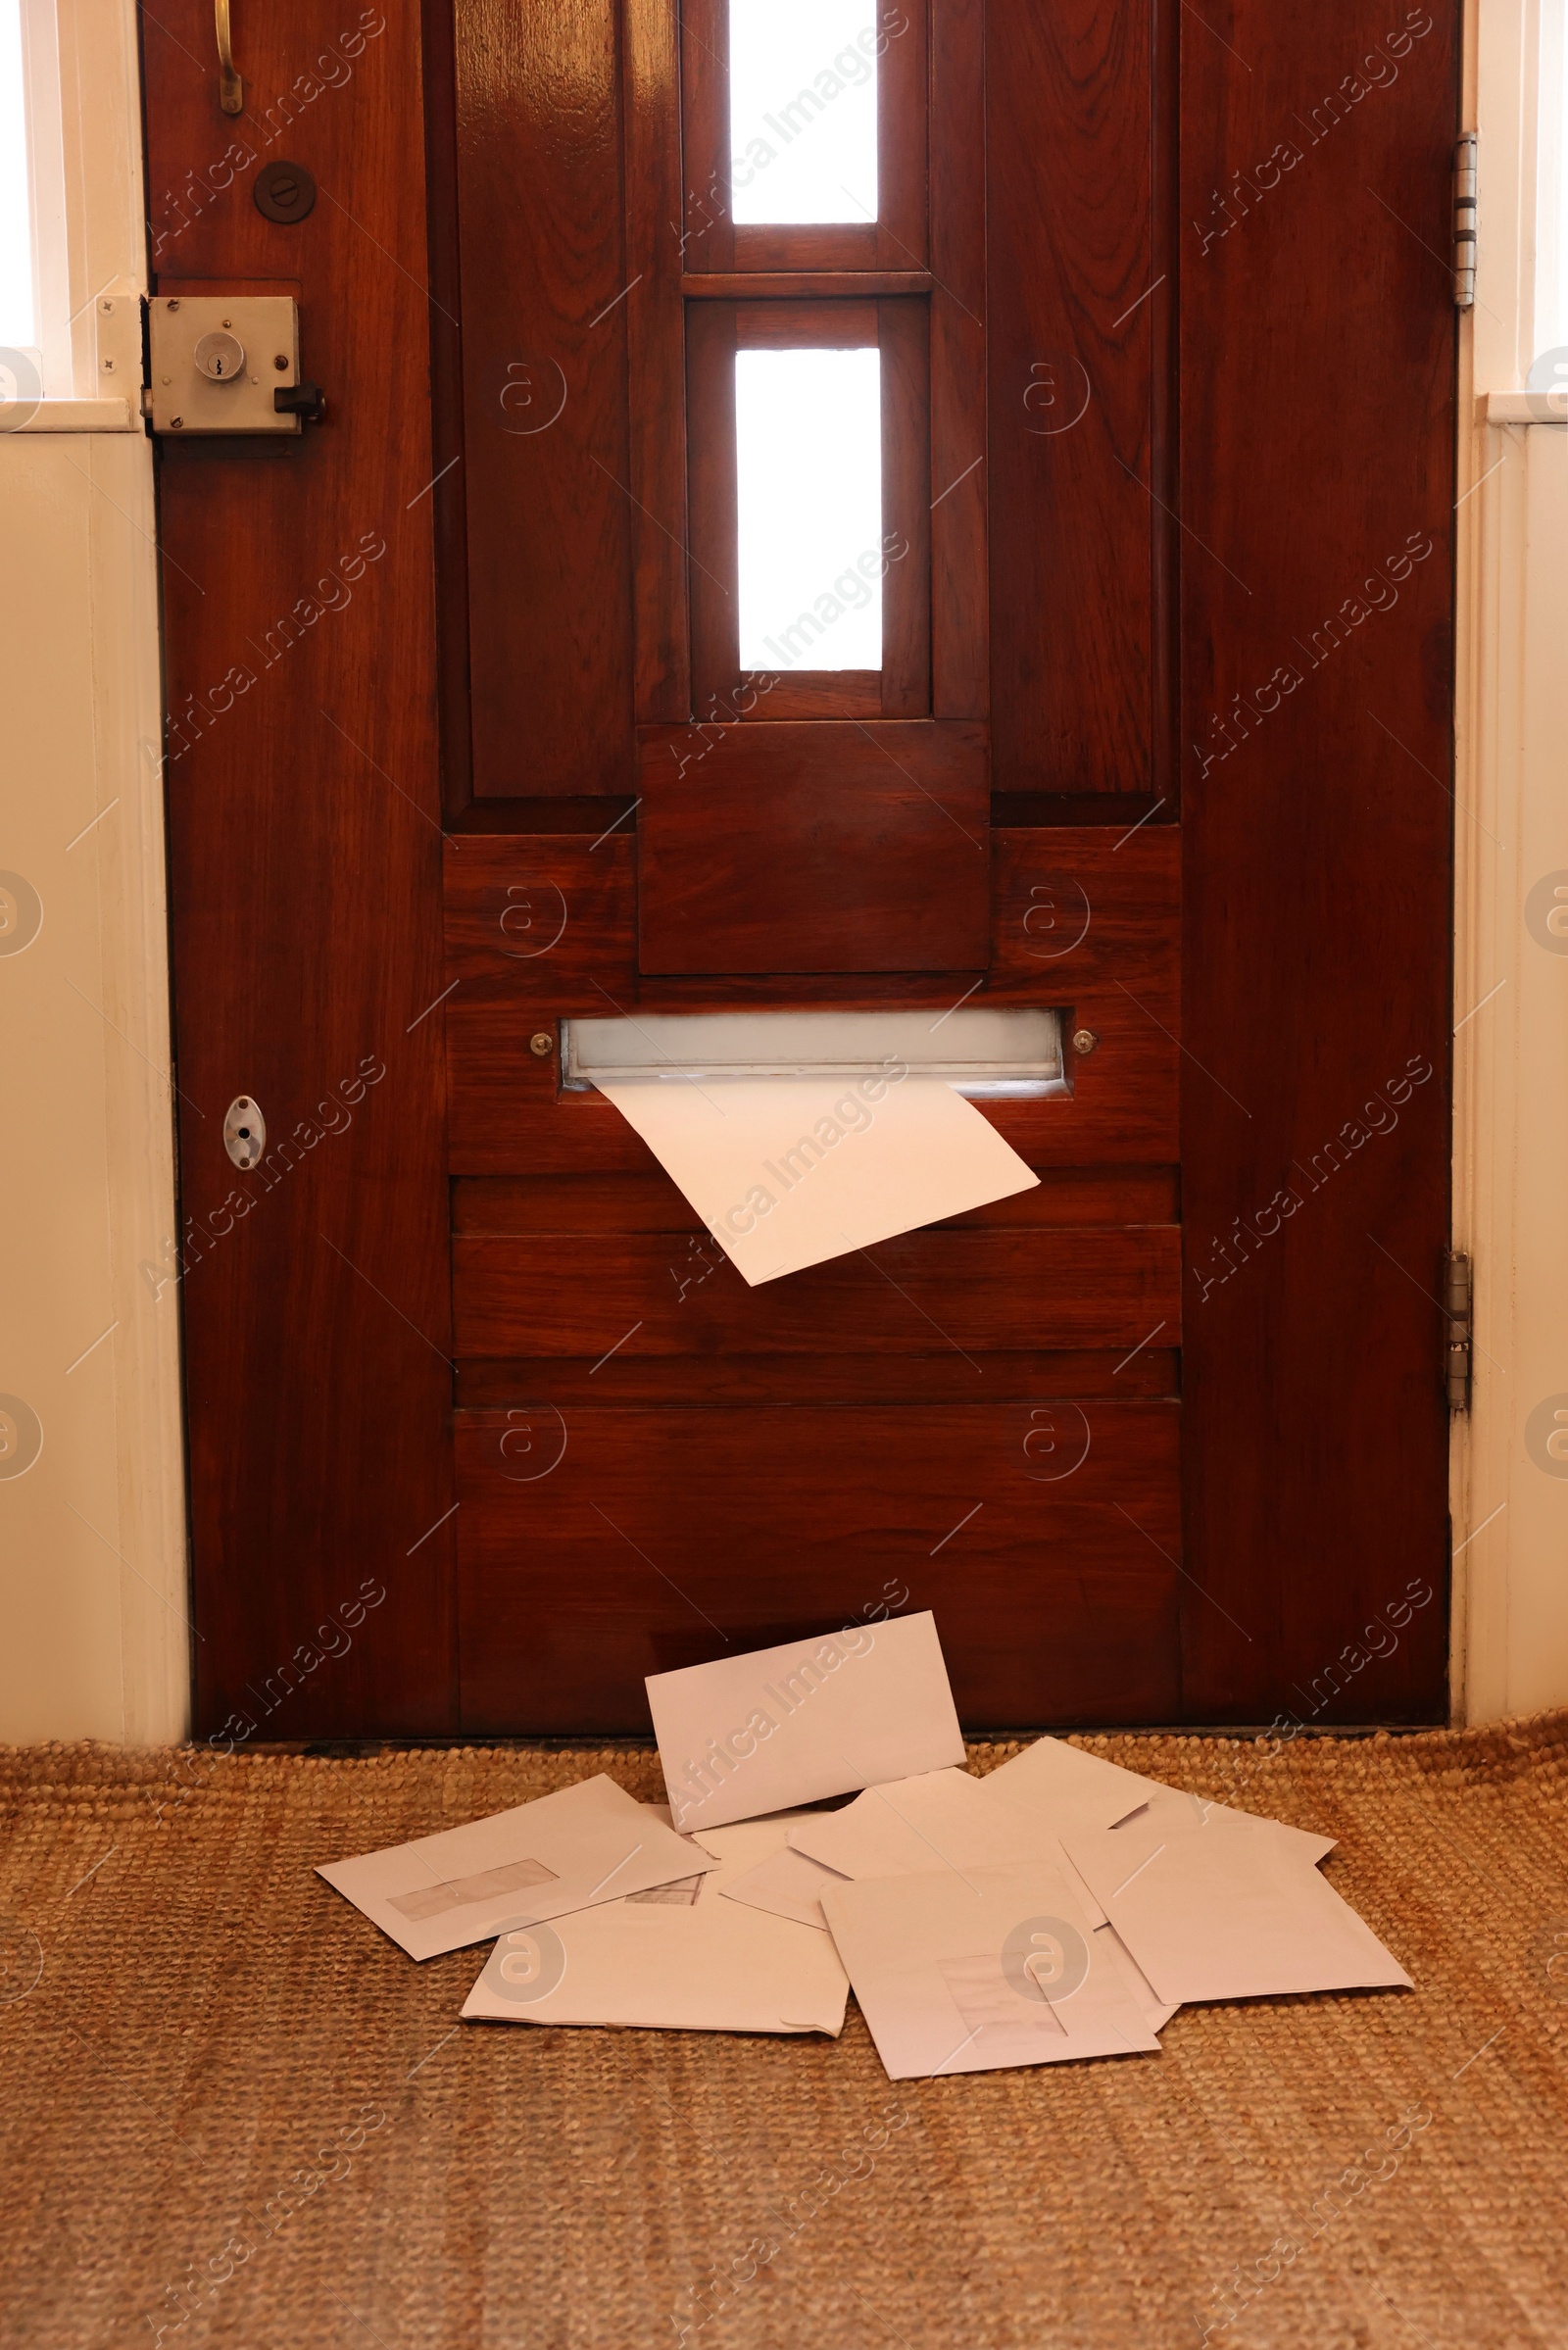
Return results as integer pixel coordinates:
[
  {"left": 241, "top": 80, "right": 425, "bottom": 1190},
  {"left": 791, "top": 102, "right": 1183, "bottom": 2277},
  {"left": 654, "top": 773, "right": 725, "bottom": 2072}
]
[
  {"left": 194, "top": 329, "right": 247, "bottom": 384},
  {"left": 223, "top": 1096, "right": 266, "bottom": 1168}
]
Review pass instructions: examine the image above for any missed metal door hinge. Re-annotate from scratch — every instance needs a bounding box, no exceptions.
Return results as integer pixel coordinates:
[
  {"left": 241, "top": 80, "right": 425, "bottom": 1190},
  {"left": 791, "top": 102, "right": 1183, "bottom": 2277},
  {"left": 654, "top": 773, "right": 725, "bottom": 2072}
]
[
  {"left": 1445, "top": 1249, "right": 1473, "bottom": 1412},
  {"left": 1453, "top": 133, "right": 1478, "bottom": 310}
]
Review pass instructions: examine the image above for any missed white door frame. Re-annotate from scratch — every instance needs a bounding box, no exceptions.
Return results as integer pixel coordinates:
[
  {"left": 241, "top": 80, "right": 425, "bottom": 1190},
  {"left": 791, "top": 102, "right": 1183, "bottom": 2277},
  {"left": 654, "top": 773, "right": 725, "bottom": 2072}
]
[{"left": 1450, "top": 0, "right": 1568, "bottom": 1721}]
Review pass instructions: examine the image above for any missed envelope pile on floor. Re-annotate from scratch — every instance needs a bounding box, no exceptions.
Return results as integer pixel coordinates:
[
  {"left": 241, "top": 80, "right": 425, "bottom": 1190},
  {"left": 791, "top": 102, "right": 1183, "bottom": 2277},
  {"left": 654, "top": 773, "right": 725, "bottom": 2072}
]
[{"left": 318, "top": 1612, "right": 1412, "bottom": 2079}]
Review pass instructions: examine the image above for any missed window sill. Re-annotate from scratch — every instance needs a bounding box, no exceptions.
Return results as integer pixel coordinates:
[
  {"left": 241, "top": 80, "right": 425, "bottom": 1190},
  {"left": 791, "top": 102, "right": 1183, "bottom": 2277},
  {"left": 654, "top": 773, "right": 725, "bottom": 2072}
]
[
  {"left": 1477, "top": 392, "right": 1568, "bottom": 425},
  {"left": 5, "top": 397, "right": 141, "bottom": 434}
]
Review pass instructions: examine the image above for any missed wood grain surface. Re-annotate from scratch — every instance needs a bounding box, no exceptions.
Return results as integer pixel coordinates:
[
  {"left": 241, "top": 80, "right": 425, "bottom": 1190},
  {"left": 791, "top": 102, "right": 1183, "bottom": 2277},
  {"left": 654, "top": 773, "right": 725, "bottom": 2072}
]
[
  {"left": 1178, "top": 0, "right": 1456, "bottom": 1725},
  {"left": 637, "top": 721, "right": 991, "bottom": 972},
  {"left": 986, "top": 0, "right": 1172, "bottom": 793},
  {"left": 453, "top": 1226, "right": 1182, "bottom": 1358},
  {"left": 146, "top": 0, "right": 457, "bottom": 1735},
  {"left": 147, "top": 0, "right": 1456, "bottom": 1738},
  {"left": 456, "top": 1401, "right": 1181, "bottom": 1729},
  {"left": 455, "top": 0, "right": 634, "bottom": 794}
]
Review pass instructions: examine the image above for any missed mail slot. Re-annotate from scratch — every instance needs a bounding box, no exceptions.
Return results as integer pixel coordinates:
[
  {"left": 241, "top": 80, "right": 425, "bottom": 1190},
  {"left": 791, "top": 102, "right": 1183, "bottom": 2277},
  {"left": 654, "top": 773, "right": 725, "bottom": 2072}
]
[{"left": 560, "top": 1008, "right": 1067, "bottom": 1099}]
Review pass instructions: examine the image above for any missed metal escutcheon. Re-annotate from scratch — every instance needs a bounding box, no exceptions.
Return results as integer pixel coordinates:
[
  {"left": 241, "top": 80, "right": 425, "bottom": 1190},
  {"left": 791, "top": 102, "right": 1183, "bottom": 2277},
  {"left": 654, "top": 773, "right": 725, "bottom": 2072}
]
[{"left": 223, "top": 1097, "right": 267, "bottom": 1170}]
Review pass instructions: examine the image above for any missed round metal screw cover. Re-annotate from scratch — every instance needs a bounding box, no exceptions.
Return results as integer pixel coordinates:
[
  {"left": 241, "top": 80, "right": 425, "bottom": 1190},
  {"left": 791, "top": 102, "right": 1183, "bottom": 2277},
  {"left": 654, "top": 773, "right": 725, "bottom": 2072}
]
[
  {"left": 254, "top": 160, "right": 318, "bottom": 223},
  {"left": 1071, "top": 1027, "right": 1100, "bottom": 1055},
  {"left": 528, "top": 1032, "right": 555, "bottom": 1057}
]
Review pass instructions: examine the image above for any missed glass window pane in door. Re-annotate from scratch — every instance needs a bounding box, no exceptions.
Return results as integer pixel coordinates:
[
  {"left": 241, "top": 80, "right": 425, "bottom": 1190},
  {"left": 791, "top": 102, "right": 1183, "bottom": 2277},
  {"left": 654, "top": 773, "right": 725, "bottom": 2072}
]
[
  {"left": 729, "top": 0, "right": 879, "bottom": 225},
  {"left": 736, "top": 345, "right": 884, "bottom": 670}
]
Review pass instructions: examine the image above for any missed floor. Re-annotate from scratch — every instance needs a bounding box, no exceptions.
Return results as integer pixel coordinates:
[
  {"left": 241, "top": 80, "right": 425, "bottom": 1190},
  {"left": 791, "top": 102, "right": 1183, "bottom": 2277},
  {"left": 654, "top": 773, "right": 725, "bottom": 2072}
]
[{"left": 3, "top": 1719, "right": 1567, "bottom": 2348}]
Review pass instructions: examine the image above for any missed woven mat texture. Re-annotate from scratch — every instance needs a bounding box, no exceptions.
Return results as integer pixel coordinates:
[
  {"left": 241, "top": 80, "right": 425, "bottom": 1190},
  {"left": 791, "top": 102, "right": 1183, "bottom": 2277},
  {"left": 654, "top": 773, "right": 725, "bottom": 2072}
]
[{"left": 3, "top": 1720, "right": 1568, "bottom": 2350}]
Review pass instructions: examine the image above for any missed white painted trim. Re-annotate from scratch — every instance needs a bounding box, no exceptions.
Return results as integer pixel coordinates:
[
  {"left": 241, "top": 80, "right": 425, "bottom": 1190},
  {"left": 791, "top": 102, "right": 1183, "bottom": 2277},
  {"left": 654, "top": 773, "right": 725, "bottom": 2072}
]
[
  {"left": 1451, "top": 0, "right": 1568, "bottom": 1722},
  {"left": 6, "top": 396, "right": 138, "bottom": 430},
  {"left": 1478, "top": 387, "right": 1568, "bottom": 416},
  {"left": 0, "top": 0, "right": 187, "bottom": 1742}
]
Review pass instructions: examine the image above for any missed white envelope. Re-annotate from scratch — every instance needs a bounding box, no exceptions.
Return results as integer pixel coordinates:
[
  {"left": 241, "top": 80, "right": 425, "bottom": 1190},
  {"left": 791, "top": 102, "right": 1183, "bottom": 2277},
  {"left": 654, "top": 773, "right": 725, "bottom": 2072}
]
[
  {"left": 684, "top": 1806, "right": 849, "bottom": 1931},
  {"left": 461, "top": 1806, "right": 849, "bottom": 2035},
  {"left": 648, "top": 1611, "right": 965, "bottom": 1833},
  {"left": 787, "top": 1765, "right": 1111, "bottom": 1928},
  {"left": 317, "top": 1774, "right": 717, "bottom": 1960},
  {"left": 1110, "top": 1783, "right": 1337, "bottom": 1865},
  {"left": 1063, "top": 1820, "right": 1413, "bottom": 2005},
  {"left": 719, "top": 1844, "right": 846, "bottom": 1933},
  {"left": 595, "top": 1073, "right": 1037, "bottom": 1286},
  {"left": 684, "top": 1805, "right": 842, "bottom": 1866},
  {"left": 1095, "top": 1922, "right": 1179, "bottom": 2032},
  {"left": 981, "top": 1735, "right": 1159, "bottom": 1832},
  {"left": 988, "top": 1734, "right": 1336, "bottom": 1863},
  {"left": 820, "top": 1860, "right": 1162, "bottom": 2081}
]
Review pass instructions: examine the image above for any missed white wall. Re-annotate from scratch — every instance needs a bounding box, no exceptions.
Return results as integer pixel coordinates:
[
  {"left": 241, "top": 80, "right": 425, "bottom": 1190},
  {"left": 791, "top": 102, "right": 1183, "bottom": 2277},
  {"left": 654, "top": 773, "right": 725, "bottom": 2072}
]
[
  {"left": 0, "top": 0, "right": 187, "bottom": 1741},
  {"left": 1452, "top": 0, "right": 1568, "bottom": 1721}
]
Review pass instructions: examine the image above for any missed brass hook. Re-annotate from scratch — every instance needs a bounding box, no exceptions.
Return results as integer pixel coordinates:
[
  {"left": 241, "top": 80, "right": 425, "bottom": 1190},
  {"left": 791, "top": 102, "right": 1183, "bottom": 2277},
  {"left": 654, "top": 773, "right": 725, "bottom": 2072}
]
[{"left": 216, "top": 0, "right": 243, "bottom": 114}]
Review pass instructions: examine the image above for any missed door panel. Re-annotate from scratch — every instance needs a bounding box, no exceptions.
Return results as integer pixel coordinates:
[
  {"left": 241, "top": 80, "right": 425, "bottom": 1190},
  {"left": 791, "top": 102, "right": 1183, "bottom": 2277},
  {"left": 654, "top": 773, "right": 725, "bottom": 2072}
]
[
  {"left": 144, "top": 9, "right": 457, "bottom": 1739},
  {"left": 456, "top": 1403, "right": 1181, "bottom": 1731},
  {"left": 451, "top": 1167, "right": 1183, "bottom": 1234},
  {"left": 988, "top": 0, "right": 1175, "bottom": 798},
  {"left": 443, "top": 832, "right": 1178, "bottom": 1188},
  {"left": 143, "top": 0, "right": 1457, "bottom": 1737},
  {"left": 1179, "top": 0, "right": 1455, "bottom": 1721},
  {"left": 452, "top": 1228, "right": 1182, "bottom": 1358},
  {"left": 636, "top": 721, "right": 990, "bottom": 973},
  {"left": 455, "top": 0, "right": 635, "bottom": 797}
]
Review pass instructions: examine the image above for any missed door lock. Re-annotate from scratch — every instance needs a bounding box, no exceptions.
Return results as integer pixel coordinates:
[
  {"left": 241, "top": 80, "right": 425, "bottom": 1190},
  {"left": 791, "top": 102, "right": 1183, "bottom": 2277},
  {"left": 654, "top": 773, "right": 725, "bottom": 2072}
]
[
  {"left": 193, "top": 329, "right": 246, "bottom": 382},
  {"left": 273, "top": 380, "right": 327, "bottom": 424},
  {"left": 145, "top": 296, "right": 322, "bottom": 435}
]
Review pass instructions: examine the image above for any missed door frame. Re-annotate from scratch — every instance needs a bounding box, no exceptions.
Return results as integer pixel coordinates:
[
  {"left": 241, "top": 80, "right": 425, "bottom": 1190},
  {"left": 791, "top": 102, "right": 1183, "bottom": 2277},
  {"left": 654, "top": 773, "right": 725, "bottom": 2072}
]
[
  {"left": 0, "top": 0, "right": 186, "bottom": 1745},
  {"left": 1448, "top": 0, "right": 1568, "bottom": 1723}
]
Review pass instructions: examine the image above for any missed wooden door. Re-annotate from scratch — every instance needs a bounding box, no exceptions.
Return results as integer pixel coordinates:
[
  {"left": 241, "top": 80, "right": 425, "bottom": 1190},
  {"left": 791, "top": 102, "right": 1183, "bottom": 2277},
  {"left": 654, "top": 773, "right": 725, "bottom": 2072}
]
[{"left": 144, "top": 0, "right": 1457, "bottom": 1739}]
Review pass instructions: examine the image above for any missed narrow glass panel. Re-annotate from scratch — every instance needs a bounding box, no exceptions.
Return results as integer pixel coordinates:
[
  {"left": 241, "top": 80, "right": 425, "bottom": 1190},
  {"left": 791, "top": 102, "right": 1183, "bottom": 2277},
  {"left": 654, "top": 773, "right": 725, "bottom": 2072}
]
[
  {"left": 0, "top": 0, "right": 35, "bottom": 350},
  {"left": 736, "top": 345, "right": 883, "bottom": 670},
  {"left": 728, "top": 0, "right": 878, "bottom": 226},
  {"left": 1534, "top": 0, "right": 1568, "bottom": 367}
]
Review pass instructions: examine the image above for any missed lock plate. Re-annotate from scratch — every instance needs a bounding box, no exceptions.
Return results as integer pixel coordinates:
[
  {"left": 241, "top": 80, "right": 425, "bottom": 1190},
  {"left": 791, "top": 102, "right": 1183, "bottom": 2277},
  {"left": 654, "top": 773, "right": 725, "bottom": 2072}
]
[
  {"left": 147, "top": 296, "right": 301, "bottom": 435},
  {"left": 223, "top": 1097, "right": 267, "bottom": 1170}
]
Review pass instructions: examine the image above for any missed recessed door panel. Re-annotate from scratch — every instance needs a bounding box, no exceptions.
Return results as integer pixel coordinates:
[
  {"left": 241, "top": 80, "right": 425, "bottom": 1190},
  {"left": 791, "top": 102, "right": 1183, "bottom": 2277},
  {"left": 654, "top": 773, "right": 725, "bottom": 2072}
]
[{"left": 456, "top": 1403, "right": 1181, "bottom": 1731}]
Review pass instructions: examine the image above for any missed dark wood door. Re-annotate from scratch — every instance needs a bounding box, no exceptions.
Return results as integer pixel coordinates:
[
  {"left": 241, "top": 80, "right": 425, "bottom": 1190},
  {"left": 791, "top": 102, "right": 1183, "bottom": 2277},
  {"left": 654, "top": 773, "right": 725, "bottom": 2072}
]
[{"left": 144, "top": 0, "right": 1456, "bottom": 1740}]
